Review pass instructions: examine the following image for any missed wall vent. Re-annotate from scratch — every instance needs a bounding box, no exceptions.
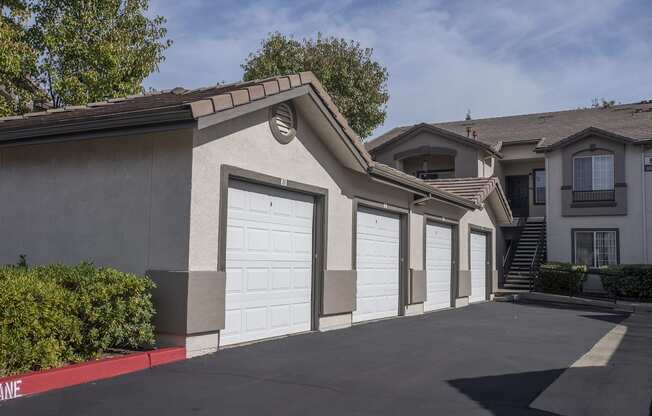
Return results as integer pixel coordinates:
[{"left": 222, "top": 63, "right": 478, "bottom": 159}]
[{"left": 269, "top": 102, "right": 297, "bottom": 144}]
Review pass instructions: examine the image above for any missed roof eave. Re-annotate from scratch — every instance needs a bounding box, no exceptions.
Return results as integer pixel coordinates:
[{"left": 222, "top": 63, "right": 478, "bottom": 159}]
[
  {"left": 368, "top": 164, "right": 479, "bottom": 210},
  {"left": 0, "top": 105, "right": 195, "bottom": 144}
]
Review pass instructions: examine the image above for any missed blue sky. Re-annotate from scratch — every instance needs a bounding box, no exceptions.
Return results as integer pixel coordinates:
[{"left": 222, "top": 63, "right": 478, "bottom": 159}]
[{"left": 146, "top": 0, "right": 652, "bottom": 137}]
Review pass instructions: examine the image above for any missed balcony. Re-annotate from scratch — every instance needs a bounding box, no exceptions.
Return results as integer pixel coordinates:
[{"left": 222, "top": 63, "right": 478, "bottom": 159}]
[{"left": 572, "top": 189, "right": 615, "bottom": 202}]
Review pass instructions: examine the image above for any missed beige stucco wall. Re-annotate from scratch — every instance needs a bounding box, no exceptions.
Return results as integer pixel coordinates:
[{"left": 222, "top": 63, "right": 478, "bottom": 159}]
[
  {"left": 0, "top": 129, "right": 193, "bottom": 274},
  {"left": 188, "top": 107, "right": 465, "bottom": 273},
  {"left": 546, "top": 142, "right": 649, "bottom": 264},
  {"left": 458, "top": 206, "right": 498, "bottom": 271},
  {"left": 372, "top": 131, "right": 480, "bottom": 178}
]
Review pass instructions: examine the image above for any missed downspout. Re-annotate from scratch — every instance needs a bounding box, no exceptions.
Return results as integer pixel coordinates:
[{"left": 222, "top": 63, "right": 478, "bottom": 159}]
[{"left": 411, "top": 195, "right": 433, "bottom": 206}]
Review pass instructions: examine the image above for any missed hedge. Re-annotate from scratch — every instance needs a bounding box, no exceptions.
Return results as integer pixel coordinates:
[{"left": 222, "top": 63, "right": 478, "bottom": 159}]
[
  {"left": 535, "top": 262, "right": 588, "bottom": 296},
  {"left": 0, "top": 262, "right": 155, "bottom": 377},
  {"left": 599, "top": 265, "right": 652, "bottom": 299}
]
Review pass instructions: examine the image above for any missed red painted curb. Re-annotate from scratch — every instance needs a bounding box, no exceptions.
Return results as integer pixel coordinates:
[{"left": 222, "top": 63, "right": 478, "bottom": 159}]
[
  {"left": 0, "top": 347, "right": 185, "bottom": 402},
  {"left": 149, "top": 347, "right": 186, "bottom": 367}
]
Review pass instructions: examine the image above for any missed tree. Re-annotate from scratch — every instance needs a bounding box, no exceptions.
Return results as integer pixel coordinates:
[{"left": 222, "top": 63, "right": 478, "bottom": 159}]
[
  {"left": 0, "top": 1, "right": 40, "bottom": 116},
  {"left": 591, "top": 98, "right": 616, "bottom": 109},
  {"left": 242, "top": 32, "right": 389, "bottom": 138},
  {"left": 28, "top": 0, "right": 171, "bottom": 108}
]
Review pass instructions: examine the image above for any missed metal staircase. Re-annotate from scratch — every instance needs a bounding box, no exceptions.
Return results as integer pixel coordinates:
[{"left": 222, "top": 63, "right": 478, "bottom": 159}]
[{"left": 503, "top": 218, "right": 547, "bottom": 290}]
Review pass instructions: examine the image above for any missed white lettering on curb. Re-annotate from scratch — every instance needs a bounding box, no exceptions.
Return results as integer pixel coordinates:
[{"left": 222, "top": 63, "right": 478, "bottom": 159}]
[{"left": 0, "top": 380, "right": 23, "bottom": 401}]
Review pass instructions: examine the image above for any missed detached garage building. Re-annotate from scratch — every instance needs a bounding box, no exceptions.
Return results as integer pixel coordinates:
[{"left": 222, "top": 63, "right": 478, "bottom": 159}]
[{"left": 0, "top": 73, "right": 511, "bottom": 357}]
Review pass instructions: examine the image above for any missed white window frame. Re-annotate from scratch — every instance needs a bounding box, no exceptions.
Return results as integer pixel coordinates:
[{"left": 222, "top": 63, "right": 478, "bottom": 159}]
[
  {"left": 573, "top": 230, "right": 618, "bottom": 268},
  {"left": 572, "top": 154, "right": 615, "bottom": 192},
  {"left": 533, "top": 169, "right": 546, "bottom": 204}
]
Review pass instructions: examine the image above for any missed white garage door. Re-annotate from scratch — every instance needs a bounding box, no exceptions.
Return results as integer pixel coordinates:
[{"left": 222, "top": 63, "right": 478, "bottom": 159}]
[
  {"left": 469, "top": 232, "right": 487, "bottom": 303},
  {"left": 425, "top": 223, "right": 452, "bottom": 312},
  {"left": 353, "top": 207, "right": 401, "bottom": 323},
  {"left": 222, "top": 180, "right": 314, "bottom": 346}
]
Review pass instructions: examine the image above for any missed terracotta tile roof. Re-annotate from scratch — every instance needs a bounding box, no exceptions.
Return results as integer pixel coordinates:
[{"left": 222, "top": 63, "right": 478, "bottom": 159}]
[
  {"left": 427, "top": 176, "right": 512, "bottom": 222},
  {"left": 425, "top": 176, "right": 501, "bottom": 205},
  {"left": 368, "top": 162, "right": 479, "bottom": 209},
  {"left": 0, "top": 72, "right": 489, "bottom": 210},
  {"left": 0, "top": 73, "right": 373, "bottom": 166},
  {"left": 367, "top": 101, "right": 652, "bottom": 151}
]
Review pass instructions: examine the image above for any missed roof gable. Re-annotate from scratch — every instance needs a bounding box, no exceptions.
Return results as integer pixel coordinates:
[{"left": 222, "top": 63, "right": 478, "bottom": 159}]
[
  {"left": 535, "top": 126, "right": 636, "bottom": 152},
  {"left": 367, "top": 123, "right": 502, "bottom": 158},
  {"left": 425, "top": 176, "right": 512, "bottom": 224}
]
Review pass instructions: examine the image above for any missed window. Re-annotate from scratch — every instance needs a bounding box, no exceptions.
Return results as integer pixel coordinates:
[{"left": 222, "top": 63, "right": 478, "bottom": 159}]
[
  {"left": 572, "top": 154, "right": 614, "bottom": 201},
  {"left": 573, "top": 230, "right": 618, "bottom": 267},
  {"left": 533, "top": 169, "right": 545, "bottom": 204}
]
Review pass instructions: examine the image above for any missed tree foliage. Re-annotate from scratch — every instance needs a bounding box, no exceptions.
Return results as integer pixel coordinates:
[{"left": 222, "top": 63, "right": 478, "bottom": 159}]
[
  {"left": 29, "top": 0, "right": 171, "bottom": 108},
  {"left": 242, "top": 32, "right": 389, "bottom": 138},
  {"left": 0, "top": 0, "right": 171, "bottom": 114},
  {"left": 0, "top": 1, "right": 40, "bottom": 116}
]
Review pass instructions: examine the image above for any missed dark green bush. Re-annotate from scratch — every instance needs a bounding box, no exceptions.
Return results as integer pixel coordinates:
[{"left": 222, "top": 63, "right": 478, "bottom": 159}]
[
  {"left": 535, "top": 262, "right": 588, "bottom": 295},
  {"left": 0, "top": 263, "right": 155, "bottom": 377},
  {"left": 599, "top": 265, "right": 652, "bottom": 299}
]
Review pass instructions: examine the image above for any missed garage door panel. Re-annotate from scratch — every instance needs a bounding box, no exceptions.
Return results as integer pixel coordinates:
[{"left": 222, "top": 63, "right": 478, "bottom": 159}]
[
  {"left": 223, "top": 180, "right": 313, "bottom": 346},
  {"left": 425, "top": 223, "right": 453, "bottom": 312},
  {"left": 470, "top": 232, "right": 487, "bottom": 303},
  {"left": 353, "top": 208, "right": 400, "bottom": 323}
]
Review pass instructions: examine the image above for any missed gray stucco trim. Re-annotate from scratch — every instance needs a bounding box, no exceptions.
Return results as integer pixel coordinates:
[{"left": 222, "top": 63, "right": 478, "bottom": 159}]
[
  {"left": 217, "top": 164, "right": 328, "bottom": 330},
  {"left": 351, "top": 198, "right": 410, "bottom": 316},
  {"left": 322, "top": 270, "right": 357, "bottom": 315},
  {"left": 534, "top": 126, "right": 636, "bottom": 152},
  {"left": 393, "top": 145, "right": 458, "bottom": 161},
  {"left": 468, "top": 225, "right": 493, "bottom": 301},
  {"left": 423, "top": 216, "right": 458, "bottom": 308},
  {"left": 457, "top": 270, "right": 472, "bottom": 298},
  {"left": 148, "top": 270, "right": 226, "bottom": 336},
  {"left": 368, "top": 123, "right": 503, "bottom": 158},
  {"left": 557, "top": 136, "right": 628, "bottom": 216},
  {"left": 570, "top": 228, "right": 621, "bottom": 267},
  {"left": 409, "top": 269, "right": 427, "bottom": 304},
  {"left": 306, "top": 89, "right": 369, "bottom": 171}
]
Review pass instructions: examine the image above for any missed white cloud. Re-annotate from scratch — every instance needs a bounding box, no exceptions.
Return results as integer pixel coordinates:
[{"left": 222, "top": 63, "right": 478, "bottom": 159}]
[{"left": 146, "top": 0, "right": 652, "bottom": 137}]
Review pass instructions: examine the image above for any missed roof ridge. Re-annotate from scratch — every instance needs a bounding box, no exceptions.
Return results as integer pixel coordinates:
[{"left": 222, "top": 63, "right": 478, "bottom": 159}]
[{"left": 435, "top": 101, "right": 652, "bottom": 127}]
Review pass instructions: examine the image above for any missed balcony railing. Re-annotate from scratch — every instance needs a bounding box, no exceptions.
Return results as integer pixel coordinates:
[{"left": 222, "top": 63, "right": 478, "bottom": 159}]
[
  {"left": 572, "top": 189, "right": 615, "bottom": 202},
  {"left": 416, "top": 170, "right": 454, "bottom": 180}
]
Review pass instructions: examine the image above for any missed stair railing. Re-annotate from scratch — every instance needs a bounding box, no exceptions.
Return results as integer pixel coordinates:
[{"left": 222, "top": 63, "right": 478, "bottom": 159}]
[
  {"left": 529, "top": 220, "right": 546, "bottom": 292},
  {"left": 502, "top": 217, "right": 525, "bottom": 284}
]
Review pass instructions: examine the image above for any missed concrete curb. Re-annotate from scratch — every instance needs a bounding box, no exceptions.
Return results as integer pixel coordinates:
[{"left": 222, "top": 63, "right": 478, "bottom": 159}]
[
  {"left": 508, "top": 292, "right": 652, "bottom": 313},
  {"left": 0, "top": 347, "right": 185, "bottom": 402}
]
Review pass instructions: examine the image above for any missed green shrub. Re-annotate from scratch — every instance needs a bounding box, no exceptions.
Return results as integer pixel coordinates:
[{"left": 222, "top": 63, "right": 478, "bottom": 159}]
[
  {"left": 535, "top": 262, "right": 588, "bottom": 295},
  {"left": 0, "top": 269, "right": 82, "bottom": 376},
  {"left": 0, "top": 262, "right": 156, "bottom": 377},
  {"left": 599, "top": 265, "right": 652, "bottom": 299}
]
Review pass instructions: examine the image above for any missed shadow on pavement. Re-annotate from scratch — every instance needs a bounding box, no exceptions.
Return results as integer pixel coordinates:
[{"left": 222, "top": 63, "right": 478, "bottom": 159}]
[
  {"left": 448, "top": 309, "right": 652, "bottom": 416},
  {"left": 447, "top": 369, "right": 564, "bottom": 416}
]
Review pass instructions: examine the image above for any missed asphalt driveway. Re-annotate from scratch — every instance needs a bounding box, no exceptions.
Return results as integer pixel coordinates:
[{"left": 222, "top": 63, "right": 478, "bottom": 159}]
[{"left": 2, "top": 301, "right": 650, "bottom": 416}]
